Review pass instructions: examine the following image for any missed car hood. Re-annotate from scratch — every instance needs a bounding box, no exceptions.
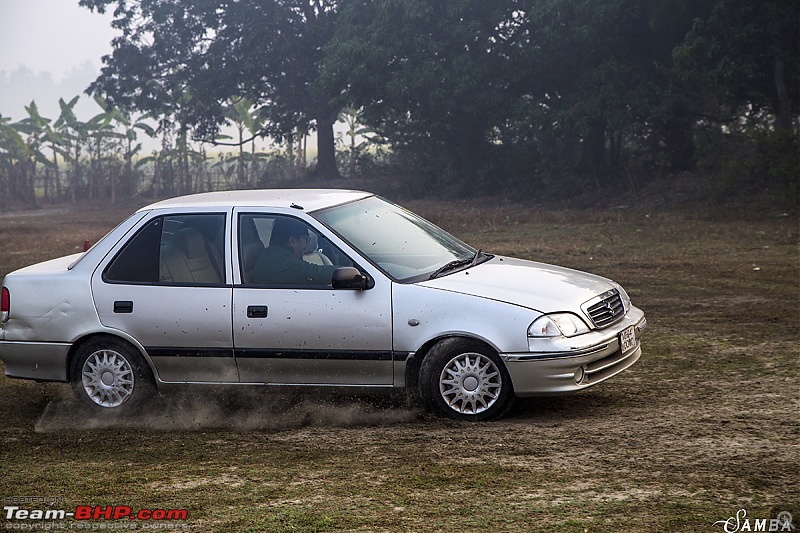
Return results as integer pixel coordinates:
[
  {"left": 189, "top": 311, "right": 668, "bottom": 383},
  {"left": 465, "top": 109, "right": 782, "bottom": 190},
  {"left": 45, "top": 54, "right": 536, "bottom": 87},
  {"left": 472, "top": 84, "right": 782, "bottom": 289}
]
[{"left": 421, "top": 256, "right": 615, "bottom": 314}]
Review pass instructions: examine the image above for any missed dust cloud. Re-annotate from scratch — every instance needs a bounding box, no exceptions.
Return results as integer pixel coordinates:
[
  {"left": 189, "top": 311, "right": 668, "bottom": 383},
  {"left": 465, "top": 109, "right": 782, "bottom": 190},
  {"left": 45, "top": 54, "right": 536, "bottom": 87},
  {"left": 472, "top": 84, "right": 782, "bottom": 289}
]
[{"left": 34, "top": 387, "right": 422, "bottom": 433}]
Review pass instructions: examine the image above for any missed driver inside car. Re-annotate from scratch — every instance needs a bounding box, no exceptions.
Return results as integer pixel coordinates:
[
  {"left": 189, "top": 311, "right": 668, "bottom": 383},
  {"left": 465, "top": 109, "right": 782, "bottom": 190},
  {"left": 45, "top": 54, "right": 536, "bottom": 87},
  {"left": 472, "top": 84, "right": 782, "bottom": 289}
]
[{"left": 251, "top": 217, "right": 338, "bottom": 286}]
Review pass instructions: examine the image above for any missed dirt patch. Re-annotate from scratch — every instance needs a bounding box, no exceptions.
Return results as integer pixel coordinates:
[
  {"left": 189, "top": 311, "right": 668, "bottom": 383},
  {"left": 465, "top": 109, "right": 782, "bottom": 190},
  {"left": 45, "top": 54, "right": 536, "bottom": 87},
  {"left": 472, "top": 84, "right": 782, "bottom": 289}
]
[{"left": 33, "top": 389, "right": 421, "bottom": 433}]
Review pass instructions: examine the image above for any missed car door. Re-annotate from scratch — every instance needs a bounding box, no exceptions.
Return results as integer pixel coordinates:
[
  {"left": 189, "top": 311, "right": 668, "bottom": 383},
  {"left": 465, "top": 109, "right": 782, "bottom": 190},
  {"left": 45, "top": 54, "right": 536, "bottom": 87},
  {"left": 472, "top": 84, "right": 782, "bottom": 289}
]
[
  {"left": 91, "top": 210, "right": 237, "bottom": 383},
  {"left": 231, "top": 210, "right": 393, "bottom": 386}
]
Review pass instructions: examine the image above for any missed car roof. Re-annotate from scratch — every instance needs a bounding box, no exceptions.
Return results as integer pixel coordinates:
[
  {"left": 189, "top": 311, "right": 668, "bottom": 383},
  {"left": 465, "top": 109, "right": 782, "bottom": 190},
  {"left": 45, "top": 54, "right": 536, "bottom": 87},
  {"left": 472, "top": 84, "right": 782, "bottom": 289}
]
[{"left": 138, "top": 189, "right": 373, "bottom": 213}]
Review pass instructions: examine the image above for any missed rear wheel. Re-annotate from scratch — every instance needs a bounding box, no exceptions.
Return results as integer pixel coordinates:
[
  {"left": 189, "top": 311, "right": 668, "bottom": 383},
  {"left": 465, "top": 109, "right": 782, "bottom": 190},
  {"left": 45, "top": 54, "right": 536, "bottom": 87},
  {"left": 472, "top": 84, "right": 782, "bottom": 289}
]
[
  {"left": 419, "top": 338, "right": 514, "bottom": 421},
  {"left": 70, "top": 337, "right": 155, "bottom": 413}
]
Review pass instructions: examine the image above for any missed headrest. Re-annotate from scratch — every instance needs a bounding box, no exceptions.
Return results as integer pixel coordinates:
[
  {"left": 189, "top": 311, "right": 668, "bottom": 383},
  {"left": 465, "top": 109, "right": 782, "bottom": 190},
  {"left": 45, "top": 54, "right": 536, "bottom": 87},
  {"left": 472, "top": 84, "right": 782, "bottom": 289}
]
[
  {"left": 172, "top": 228, "right": 206, "bottom": 259},
  {"left": 304, "top": 232, "right": 320, "bottom": 254}
]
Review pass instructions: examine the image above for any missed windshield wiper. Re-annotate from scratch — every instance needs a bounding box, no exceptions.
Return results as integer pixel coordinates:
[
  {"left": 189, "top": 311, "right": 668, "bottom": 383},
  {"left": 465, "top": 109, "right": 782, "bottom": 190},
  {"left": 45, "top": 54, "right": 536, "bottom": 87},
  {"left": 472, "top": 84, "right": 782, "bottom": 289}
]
[
  {"left": 469, "top": 248, "right": 484, "bottom": 267},
  {"left": 429, "top": 249, "right": 484, "bottom": 279}
]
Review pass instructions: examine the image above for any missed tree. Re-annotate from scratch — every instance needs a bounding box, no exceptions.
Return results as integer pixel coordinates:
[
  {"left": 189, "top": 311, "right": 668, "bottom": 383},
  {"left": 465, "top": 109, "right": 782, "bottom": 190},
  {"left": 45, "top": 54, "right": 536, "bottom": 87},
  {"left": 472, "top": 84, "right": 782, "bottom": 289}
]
[
  {"left": 670, "top": 0, "right": 799, "bottom": 199},
  {"left": 675, "top": 0, "right": 799, "bottom": 132},
  {"left": 80, "top": 0, "right": 345, "bottom": 180},
  {"left": 325, "top": 0, "right": 521, "bottom": 187},
  {"left": 500, "top": 0, "right": 715, "bottom": 178}
]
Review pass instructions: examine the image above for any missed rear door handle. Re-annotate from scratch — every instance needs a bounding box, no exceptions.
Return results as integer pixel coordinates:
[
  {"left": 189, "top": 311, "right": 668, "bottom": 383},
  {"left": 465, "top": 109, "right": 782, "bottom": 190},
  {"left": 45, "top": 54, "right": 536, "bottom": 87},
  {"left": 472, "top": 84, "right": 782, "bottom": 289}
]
[
  {"left": 114, "top": 301, "right": 133, "bottom": 314},
  {"left": 247, "top": 305, "right": 268, "bottom": 318}
]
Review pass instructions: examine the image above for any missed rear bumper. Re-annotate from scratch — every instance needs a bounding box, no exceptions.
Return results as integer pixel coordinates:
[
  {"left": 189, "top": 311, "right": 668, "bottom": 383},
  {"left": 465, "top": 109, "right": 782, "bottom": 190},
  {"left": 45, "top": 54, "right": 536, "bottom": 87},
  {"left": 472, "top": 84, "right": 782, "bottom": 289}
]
[
  {"left": 0, "top": 341, "right": 70, "bottom": 382},
  {"left": 501, "top": 313, "right": 646, "bottom": 396}
]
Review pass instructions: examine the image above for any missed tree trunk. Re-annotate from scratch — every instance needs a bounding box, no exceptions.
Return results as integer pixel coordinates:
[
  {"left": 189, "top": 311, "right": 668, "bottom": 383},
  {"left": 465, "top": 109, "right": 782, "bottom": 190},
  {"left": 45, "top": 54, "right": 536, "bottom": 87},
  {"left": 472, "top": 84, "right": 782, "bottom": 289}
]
[
  {"left": 53, "top": 147, "right": 61, "bottom": 200},
  {"left": 300, "top": 133, "right": 307, "bottom": 169},
  {"left": 71, "top": 145, "right": 81, "bottom": 203},
  {"left": 237, "top": 124, "right": 246, "bottom": 188},
  {"left": 22, "top": 158, "right": 36, "bottom": 205},
  {"left": 607, "top": 131, "right": 624, "bottom": 175},
  {"left": 43, "top": 166, "right": 50, "bottom": 203},
  {"left": 287, "top": 131, "right": 294, "bottom": 167},
  {"left": 662, "top": 117, "right": 696, "bottom": 172},
  {"left": 313, "top": 113, "right": 340, "bottom": 180},
  {"left": 250, "top": 136, "right": 258, "bottom": 186},
  {"left": 774, "top": 55, "right": 793, "bottom": 132},
  {"left": 121, "top": 138, "right": 134, "bottom": 203},
  {"left": 581, "top": 121, "right": 607, "bottom": 188},
  {"left": 175, "top": 126, "right": 190, "bottom": 195}
]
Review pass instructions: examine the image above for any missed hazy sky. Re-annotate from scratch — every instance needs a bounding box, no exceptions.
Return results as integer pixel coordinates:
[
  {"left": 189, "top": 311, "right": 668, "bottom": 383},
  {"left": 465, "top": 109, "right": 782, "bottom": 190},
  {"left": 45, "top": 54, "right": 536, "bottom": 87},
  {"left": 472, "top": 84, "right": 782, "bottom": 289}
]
[
  {"left": 0, "top": 1, "right": 308, "bottom": 150},
  {"left": 0, "top": 0, "right": 118, "bottom": 121},
  {"left": 0, "top": 0, "right": 116, "bottom": 81}
]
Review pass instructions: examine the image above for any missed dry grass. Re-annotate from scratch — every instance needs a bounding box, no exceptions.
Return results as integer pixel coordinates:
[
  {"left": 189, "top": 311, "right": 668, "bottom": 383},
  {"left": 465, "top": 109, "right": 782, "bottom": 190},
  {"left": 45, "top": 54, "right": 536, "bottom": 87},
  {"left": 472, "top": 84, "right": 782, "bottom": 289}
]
[{"left": 0, "top": 198, "right": 797, "bottom": 532}]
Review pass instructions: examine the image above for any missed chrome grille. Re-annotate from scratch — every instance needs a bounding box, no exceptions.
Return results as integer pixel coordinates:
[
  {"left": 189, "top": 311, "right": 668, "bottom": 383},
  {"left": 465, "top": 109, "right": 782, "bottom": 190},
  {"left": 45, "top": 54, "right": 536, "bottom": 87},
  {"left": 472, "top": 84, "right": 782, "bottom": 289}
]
[{"left": 584, "top": 289, "right": 625, "bottom": 328}]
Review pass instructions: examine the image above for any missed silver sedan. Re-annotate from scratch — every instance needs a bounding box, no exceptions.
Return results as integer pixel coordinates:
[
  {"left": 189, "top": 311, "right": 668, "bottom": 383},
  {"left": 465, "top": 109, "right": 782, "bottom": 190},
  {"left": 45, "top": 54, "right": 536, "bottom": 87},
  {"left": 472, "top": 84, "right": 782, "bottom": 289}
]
[{"left": 0, "top": 190, "right": 646, "bottom": 420}]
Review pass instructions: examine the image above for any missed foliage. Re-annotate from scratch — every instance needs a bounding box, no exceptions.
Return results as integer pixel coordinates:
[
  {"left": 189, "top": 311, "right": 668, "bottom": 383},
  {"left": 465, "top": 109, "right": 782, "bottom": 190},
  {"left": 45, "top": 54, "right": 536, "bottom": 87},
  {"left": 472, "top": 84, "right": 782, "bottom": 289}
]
[
  {"left": 323, "top": 0, "right": 520, "bottom": 190},
  {"left": 696, "top": 128, "right": 799, "bottom": 206},
  {"left": 0, "top": 95, "right": 315, "bottom": 205},
  {"left": 0, "top": 0, "right": 796, "bottom": 204},
  {"left": 318, "top": 0, "right": 796, "bottom": 195},
  {"left": 79, "top": 0, "right": 345, "bottom": 179},
  {"left": 675, "top": 0, "right": 799, "bottom": 132}
]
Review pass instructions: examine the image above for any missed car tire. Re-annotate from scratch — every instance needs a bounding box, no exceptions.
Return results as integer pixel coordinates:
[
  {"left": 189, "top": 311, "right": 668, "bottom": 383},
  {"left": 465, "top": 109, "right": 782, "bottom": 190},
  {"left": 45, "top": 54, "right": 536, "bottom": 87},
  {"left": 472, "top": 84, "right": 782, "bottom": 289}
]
[
  {"left": 419, "top": 338, "right": 514, "bottom": 421},
  {"left": 70, "top": 337, "right": 155, "bottom": 413}
]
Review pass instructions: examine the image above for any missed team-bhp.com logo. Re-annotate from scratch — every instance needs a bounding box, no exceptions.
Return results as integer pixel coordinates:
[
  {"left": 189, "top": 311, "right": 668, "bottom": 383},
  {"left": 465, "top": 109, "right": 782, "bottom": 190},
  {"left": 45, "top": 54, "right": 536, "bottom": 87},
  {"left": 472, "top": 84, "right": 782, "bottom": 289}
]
[
  {"left": 5, "top": 505, "right": 187, "bottom": 521},
  {"left": 713, "top": 509, "right": 794, "bottom": 532}
]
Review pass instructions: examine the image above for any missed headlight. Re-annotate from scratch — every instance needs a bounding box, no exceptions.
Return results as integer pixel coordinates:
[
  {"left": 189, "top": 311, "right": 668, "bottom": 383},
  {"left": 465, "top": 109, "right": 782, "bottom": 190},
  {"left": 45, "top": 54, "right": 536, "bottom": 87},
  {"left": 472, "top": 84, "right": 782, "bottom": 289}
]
[
  {"left": 616, "top": 284, "right": 631, "bottom": 312},
  {"left": 528, "top": 313, "right": 590, "bottom": 338}
]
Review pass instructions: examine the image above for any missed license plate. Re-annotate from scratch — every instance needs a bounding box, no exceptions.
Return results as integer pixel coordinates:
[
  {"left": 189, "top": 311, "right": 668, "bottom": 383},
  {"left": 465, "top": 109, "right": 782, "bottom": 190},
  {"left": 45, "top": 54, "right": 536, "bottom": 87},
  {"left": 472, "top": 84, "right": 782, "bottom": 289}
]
[{"left": 619, "top": 326, "right": 636, "bottom": 355}]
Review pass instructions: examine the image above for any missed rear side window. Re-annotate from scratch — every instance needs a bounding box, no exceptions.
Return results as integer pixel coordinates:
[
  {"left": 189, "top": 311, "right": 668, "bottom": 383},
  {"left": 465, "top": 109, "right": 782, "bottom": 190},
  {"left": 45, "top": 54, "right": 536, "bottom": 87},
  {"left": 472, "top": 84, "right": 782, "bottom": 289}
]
[
  {"left": 104, "top": 218, "right": 162, "bottom": 283},
  {"left": 104, "top": 214, "right": 226, "bottom": 285}
]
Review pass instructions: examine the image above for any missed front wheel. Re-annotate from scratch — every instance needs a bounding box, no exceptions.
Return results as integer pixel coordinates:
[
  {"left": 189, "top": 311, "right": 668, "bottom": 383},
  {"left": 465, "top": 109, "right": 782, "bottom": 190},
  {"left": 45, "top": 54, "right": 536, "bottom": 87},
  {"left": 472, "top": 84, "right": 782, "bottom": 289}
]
[
  {"left": 70, "top": 337, "right": 155, "bottom": 413},
  {"left": 419, "top": 338, "right": 514, "bottom": 421}
]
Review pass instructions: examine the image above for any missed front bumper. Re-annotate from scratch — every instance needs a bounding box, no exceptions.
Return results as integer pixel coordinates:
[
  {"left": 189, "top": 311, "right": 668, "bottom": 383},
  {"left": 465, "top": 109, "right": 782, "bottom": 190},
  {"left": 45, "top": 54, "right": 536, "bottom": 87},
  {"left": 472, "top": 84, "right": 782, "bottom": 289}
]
[
  {"left": 0, "top": 341, "right": 71, "bottom": 382},
  {"left": 501, "top": 308, "right": 646, "bottom": 396}
]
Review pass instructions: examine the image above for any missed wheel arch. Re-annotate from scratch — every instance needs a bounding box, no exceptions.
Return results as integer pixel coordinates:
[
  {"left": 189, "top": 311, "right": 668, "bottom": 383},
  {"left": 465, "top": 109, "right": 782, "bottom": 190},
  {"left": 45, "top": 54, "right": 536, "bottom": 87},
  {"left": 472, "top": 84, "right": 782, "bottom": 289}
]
[
  {"left": 66, "top": 331, "right": 158, "bottom": 384},
  {"left": 405, "top": 334, "right": 503, "bottom": 394},
  {"left": 415, "top": 334, "right": 516, "bottom": 420}
]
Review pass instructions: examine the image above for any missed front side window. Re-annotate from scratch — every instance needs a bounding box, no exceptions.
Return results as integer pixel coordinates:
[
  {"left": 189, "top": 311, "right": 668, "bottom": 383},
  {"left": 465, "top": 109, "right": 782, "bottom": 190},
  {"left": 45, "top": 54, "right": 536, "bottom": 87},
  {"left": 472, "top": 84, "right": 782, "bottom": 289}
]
[
  {"left": 238, "top": 214, "right": 353, "bottom": 287},
  {"left": 313, "top": 196, "right": 474, "bottom": 281},
  {"left": 104, "top": 214, "right": 226, "bottom": 285}
]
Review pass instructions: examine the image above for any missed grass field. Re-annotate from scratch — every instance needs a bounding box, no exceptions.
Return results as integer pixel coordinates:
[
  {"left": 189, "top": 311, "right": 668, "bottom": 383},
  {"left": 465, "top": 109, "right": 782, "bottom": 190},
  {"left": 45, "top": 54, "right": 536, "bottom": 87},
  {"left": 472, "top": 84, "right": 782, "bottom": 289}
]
[{"left": 0, "top": 198, "right": 797, "bottom": 532}]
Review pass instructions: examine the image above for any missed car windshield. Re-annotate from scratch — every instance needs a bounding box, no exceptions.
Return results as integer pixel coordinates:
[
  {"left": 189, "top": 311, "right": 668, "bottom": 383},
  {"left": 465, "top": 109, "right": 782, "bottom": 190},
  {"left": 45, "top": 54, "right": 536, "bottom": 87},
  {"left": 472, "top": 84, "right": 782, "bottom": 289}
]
[{"left": 313, "top": 196, "right": 476, "bottom": 281}]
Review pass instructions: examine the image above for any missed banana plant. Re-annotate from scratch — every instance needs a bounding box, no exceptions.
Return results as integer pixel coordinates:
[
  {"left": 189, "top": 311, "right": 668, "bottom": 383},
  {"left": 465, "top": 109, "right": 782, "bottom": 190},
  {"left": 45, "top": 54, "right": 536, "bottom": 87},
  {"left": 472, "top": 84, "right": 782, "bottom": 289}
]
[
  {"left": 22, "top": 101, "right": 72, "bottom": 202},
  {"left": 336, "top": 106, "right": 385, "bottom": 174},
  {"left": 0, "top": 114, "right": 23, "bottom": 202},
  {"left": 92, "top": 95, "right": 157, "bottom": 202},
  {"left": 83, "top": 98, "right": 125, "bottom": 200},
  {"left": 2, "top": 102, "right": 55, "bottom": 204},
  {"left": 224, "top": 97, "right": 270, "bottom": 187},
  {"left": 0, "top": 124, "right": 37, "bottom": 204},
  {"left": 53, "top": 96, "right": 87, "bottom": 202}
]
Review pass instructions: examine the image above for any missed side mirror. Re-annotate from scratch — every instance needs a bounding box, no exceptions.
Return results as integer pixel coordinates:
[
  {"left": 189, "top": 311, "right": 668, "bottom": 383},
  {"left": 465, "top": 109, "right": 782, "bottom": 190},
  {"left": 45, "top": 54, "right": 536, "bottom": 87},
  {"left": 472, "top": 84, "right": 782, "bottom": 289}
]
[{"left": 332, "top": 267, "right": 371, "bottom": 290}]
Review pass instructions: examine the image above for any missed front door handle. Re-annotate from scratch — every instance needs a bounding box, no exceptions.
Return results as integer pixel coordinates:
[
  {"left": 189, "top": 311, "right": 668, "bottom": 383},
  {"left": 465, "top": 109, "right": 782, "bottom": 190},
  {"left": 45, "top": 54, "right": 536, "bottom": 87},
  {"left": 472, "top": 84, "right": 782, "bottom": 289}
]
[{"left": 247, "top": 305, "right": 268, "bottom": 318}]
